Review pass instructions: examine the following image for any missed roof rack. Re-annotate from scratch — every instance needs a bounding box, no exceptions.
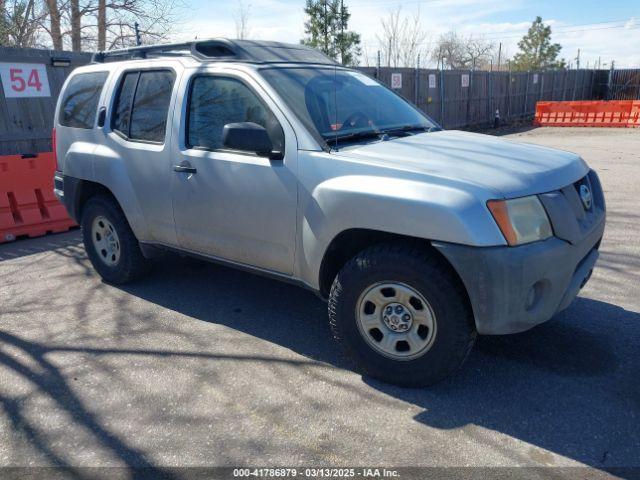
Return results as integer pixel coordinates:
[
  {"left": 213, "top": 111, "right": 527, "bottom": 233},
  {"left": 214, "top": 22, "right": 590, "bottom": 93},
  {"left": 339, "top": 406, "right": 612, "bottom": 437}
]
[{"left": 91, "top": 38, "right": 338, "bottom": 66}]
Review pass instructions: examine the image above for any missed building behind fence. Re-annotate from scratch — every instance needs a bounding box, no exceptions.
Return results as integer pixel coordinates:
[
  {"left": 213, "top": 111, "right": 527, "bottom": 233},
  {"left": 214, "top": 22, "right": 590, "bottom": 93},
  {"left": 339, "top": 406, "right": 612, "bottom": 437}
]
[{"left": 1, "top": 46, "right": 639, "bottom": 155}]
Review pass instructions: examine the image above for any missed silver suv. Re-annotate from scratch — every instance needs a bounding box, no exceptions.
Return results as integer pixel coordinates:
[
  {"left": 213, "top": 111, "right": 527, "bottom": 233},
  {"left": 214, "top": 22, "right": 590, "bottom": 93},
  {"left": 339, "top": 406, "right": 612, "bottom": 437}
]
[{"left": 53, "top": 39, "right": 605, "bottom": 386}]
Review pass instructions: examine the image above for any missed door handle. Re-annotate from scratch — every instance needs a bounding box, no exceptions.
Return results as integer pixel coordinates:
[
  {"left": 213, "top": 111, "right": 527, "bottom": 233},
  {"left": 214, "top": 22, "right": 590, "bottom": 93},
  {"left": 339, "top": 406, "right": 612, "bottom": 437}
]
[
  {"left": 173, "top": 164, "right": 197, "bottom": 174},
  {"left": 97, "top": 107, "right": 106, "bottom": 127}
]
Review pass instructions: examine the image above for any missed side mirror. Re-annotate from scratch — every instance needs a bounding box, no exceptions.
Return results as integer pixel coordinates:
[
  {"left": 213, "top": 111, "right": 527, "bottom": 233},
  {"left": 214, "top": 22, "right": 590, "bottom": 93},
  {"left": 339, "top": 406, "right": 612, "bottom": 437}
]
[{"left": 222, "top": 122, "right": 280, "bottom": 158}]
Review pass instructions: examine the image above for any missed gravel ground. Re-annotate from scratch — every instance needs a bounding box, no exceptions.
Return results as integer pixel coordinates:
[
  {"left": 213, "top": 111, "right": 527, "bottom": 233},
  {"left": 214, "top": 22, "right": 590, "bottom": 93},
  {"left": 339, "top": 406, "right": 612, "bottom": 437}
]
[{"left": 0, "top": 127, "right": 638, "bottom": 477}]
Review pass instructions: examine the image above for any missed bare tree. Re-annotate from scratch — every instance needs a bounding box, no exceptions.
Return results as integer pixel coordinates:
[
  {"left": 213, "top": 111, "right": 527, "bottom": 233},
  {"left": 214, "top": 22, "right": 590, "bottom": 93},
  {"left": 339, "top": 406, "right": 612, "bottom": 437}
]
[
  {"left": 0, "top": 0, "right": 7, "bottom": 44},
  {"left": 101, "top": 0, "right": 181, "bottom": 49},
  {"left": 360, "top": 42, "right": 372, "bottom": 67},
  {"left": 97, "top": 0, "right": 105, "bottom": 50},
  {"left": 432, "top": 31, "right": 494, "bottom": 70},
  {"left": 234, "top": 0, "right": 251, "bottom": 40},
  {"left": 464, "top": 36, "right": 494, "bottom": 70},
  {"left": 0, "top": 0, "right": 45, "bottom": 47},
  {"left": 70, "top": 0, "right": 80, "bottom": 50},
  {"left": 432, "top": 31, "right": 465, "bottom": 69},
  {"left": 43, "top": 0, "right": 62, "bottom": 49},
  {"left": 376, "top": 6, "right": 429, "bottom": 68},
  {"left": 35, "top": 0, "right": 181, "bottom": 51}
]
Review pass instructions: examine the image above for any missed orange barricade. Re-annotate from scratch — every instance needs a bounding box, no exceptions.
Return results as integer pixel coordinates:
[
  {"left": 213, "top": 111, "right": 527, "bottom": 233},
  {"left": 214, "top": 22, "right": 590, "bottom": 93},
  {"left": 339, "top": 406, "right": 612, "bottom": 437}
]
[
  {"left": 629, "top": 101, "right": 640, "bottom": 128},
  {"left": 533, "top": 100, "right": 640, "bottom": 128},
  {"left": 0, "top": 152, "right": 76, "bottom": 244}
]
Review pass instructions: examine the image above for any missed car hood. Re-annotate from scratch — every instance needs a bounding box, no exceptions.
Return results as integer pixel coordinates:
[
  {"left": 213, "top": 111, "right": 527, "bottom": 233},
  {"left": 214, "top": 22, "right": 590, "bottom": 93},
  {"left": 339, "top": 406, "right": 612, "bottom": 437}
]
[{"left": 335, "top": 130, "right": 589, "bottom": 198}]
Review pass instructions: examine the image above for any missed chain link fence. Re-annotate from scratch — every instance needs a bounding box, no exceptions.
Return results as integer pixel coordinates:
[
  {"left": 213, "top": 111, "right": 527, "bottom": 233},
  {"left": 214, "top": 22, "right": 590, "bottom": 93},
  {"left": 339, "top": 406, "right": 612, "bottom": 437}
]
[
  {"left": 358, "top": 67, "right": 602, "bottom": 129},
  {"left": 1, "top": 46, "right": 639, "bottom": 156}
]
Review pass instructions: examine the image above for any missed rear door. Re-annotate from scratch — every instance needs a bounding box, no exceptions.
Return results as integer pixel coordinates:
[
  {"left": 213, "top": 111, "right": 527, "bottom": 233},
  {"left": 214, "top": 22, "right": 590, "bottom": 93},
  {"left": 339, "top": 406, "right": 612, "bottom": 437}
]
[{"left": 96, "top": 66, "right": 180, "bottom": 245}]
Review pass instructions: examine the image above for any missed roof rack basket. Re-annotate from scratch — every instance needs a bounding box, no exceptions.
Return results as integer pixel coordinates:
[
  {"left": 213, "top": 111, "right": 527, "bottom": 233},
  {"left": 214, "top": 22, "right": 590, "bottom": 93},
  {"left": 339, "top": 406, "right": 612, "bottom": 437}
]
[
  {"left": 91, "top": 39, "right": 338, "bottom": 66},
  {"left": 91, "top": 39, "right": 237, "bottom": 63}
]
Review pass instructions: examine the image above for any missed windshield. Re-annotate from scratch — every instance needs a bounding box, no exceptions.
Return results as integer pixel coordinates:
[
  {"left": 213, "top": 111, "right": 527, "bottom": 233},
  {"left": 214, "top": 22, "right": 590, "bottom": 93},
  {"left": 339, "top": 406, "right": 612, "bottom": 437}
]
[{"left": 259, "top": 67, "right": 438, "bottom": 148}]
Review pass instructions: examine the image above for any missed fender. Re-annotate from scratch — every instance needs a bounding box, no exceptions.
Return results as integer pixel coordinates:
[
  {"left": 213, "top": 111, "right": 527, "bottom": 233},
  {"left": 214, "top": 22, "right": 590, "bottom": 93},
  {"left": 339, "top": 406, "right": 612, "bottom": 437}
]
[
  {"left": 295, "top": 168, "right": 508, "bottom": 290},
  {"left": 62, "top": 141, "right": 151, "bottom": 241}
]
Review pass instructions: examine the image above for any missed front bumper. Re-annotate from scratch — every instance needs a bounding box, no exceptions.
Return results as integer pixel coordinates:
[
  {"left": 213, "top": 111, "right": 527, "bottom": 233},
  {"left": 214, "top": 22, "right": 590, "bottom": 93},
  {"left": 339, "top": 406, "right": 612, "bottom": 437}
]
[{"left": 433, "top": 170, "right": 606, "bottom": 335}]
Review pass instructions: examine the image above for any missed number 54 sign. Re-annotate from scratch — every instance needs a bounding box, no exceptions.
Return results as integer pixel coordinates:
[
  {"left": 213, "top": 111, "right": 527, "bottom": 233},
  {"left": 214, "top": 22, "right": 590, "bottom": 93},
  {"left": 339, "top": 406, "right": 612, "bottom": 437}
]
[{"left": 0, "top": 63, "right": 51, "bottom": 98}]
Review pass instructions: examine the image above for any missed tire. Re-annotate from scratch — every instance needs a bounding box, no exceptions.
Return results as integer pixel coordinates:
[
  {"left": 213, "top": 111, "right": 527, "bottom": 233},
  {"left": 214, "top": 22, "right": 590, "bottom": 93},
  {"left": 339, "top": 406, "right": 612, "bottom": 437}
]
[
  {"left": 81, "top": 194, "right": 149, "bottom": 284},
  {"left": 328, "top": 243, "right": 476, "bottom": 387}
]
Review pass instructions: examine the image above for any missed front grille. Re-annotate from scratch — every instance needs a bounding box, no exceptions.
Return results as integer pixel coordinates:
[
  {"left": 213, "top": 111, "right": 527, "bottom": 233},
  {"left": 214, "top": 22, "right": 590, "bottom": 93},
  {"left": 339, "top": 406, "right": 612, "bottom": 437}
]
[{"left": 538, "top": 169, "right": 605, "bottom": 245}]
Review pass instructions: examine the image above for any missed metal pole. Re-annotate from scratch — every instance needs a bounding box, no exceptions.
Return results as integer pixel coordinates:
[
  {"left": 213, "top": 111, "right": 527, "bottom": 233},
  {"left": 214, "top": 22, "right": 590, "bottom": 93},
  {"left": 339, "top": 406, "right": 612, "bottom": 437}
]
[
  {"left": 414, "top": 53, "right": 420, "bottom": 105},
  {"left": 573, "top": 64, "right": 579, "bottom": 100},
  {"left": 487, "top": 60, "right": 494, "bottom": 122},
  {"left": 524, "top": 71, "right": 530, "bottom": 116},
  {"left": 439, "top": 66, "right": 445, "bottom": 127},
  {"left": 466, "top": 68, "right": 472, "bottom": 127},
  {"left": 376, "top": 50, "right": 380, "bottom": 79},
  {"left": 507, "top": 60, "right": 511, "bottom": 120},
  {"left": 497, "top": 42, "right": 502, "bottom": 71},
  {"left": 323, "top": 0, "right": 328, "bottom": 55},
  {"left": 340, "top": 0, "right": 344, "bottom": 64},
  {"left": 134, "top": 22, "right": 141, "bottom": 46}
]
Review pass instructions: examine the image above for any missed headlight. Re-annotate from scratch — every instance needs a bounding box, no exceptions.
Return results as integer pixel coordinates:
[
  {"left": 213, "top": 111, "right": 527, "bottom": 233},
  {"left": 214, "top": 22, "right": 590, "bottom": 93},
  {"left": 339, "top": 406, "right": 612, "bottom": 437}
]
[{"left": 487, "top": 196, "right": 553, "bottom": 246}]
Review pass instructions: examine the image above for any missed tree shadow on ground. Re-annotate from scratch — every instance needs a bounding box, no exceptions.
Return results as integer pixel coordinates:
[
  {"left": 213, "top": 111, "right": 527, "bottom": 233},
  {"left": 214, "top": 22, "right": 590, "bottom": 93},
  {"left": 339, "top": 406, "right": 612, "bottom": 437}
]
[
  {"left": 113, "top": 255, "right": 639, "bottom": 469},
  {"left": 1, "top": 245, "right": 638, "bottom": 473}
]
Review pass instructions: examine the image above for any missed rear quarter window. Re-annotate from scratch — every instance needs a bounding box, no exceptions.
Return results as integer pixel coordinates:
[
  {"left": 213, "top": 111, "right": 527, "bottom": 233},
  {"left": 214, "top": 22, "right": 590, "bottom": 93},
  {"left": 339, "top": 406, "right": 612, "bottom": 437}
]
[
  {"left": 112, "top": 69, "right": 175, "bottom": 144},
  {"left": 59, "top": 72, "right": 108, "bottom": 129}
]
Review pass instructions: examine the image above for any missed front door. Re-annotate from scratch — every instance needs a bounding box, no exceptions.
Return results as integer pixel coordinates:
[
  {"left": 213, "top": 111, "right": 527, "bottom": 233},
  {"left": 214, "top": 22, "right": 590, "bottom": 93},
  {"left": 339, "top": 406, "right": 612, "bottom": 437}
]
[{"left": 170, "top": 72, "right": 298, "bottom": 275}]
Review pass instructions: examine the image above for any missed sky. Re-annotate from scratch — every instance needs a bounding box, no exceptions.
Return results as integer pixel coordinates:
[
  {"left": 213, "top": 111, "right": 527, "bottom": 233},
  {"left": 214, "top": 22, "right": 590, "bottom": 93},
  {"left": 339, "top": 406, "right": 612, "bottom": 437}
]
[{"left": 173, "top": 0, "right": 640, "bottom": 68}]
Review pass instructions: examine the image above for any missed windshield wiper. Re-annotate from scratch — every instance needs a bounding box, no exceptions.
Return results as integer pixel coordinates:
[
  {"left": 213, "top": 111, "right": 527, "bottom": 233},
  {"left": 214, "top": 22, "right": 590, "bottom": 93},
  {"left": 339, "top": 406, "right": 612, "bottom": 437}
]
[
  {"left": 379, "top": 125, "right": 440, "bottom": 136},
  {"left": 324, "top": 125, "right": 441, "bottom": 149},
  {"left": 324, "top": 129, "right": 382, "bottom": 145}
]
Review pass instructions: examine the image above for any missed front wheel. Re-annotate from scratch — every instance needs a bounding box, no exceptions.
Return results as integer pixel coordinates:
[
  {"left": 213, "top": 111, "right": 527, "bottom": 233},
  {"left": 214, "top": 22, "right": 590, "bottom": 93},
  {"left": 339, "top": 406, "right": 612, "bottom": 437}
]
[{"left": 328, "top": 244, "right": 476, "bottom": 387}]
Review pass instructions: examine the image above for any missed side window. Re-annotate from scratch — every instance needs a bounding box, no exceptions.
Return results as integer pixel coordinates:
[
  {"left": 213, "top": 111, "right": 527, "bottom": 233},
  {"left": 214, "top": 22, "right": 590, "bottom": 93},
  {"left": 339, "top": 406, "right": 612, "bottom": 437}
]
[
  {"left": 112, "top": 72, "right": 137, "bottom": 137},
  {"left": 187, "top": 76, "right": 284, "bottom": 153},
  {"left": 59, "top": 72, "right": 108, "bottom": 129},
  {"left": 112, "top": 69, "right": 175, "bottom": 143}
]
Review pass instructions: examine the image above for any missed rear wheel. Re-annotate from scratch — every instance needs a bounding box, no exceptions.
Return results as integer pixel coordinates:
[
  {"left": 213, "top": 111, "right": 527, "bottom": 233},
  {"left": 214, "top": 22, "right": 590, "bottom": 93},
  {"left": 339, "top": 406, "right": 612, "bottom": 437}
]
[
  {"left": 81, "top": 195, "right": 149, "bottom": 284},
  {"left": 328, "top": 243, "right": 476, "bottom": 387}
]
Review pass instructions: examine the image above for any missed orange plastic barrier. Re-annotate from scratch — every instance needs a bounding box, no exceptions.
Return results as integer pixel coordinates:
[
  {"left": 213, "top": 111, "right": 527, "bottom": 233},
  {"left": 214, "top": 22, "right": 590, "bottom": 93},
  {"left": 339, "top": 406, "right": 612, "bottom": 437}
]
[
  {"left": 533, "top": 100, "right": 640, "bottom": 128},
  {"left": 629, "top": 101, "right": 640, "bottom": 128},
  {"left": 0, "top": 152, "right": 76, "bottom": 244}
]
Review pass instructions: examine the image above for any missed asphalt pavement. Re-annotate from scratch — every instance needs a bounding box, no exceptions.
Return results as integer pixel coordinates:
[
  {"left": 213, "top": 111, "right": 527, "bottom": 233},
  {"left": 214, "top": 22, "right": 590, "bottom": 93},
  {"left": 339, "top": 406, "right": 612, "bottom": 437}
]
[{"left": 0, "top": 127, "right": 638, "bottom": 476}]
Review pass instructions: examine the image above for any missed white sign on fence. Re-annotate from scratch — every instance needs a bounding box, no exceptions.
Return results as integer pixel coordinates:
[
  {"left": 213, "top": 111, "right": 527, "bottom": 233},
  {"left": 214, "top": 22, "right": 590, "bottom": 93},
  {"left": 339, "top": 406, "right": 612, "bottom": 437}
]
[
  {"left": 533, "top": 73, "right": 539, "bottom": 84},
  {"left": 391, "top": 73, "right": 402, "bottom": 89},
  {"left": 428, "top": 74, "right": 436, "bottom": 89},
  {"left": 461, "top": 74, "right": 470, "bottom": 88},
  {"left": 0, "top": 63, "right": 51, "bottom": 98}
]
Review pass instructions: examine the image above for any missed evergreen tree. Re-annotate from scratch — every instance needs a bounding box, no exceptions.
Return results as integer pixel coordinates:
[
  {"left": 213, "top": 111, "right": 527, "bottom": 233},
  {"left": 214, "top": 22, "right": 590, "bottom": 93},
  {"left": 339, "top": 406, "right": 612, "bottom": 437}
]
[
  {"left": 301, "top": 0, "right": 361, "bottom": 66},
  {"left": 512, "top": 16, "right": 565, "bottom": 71}
]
